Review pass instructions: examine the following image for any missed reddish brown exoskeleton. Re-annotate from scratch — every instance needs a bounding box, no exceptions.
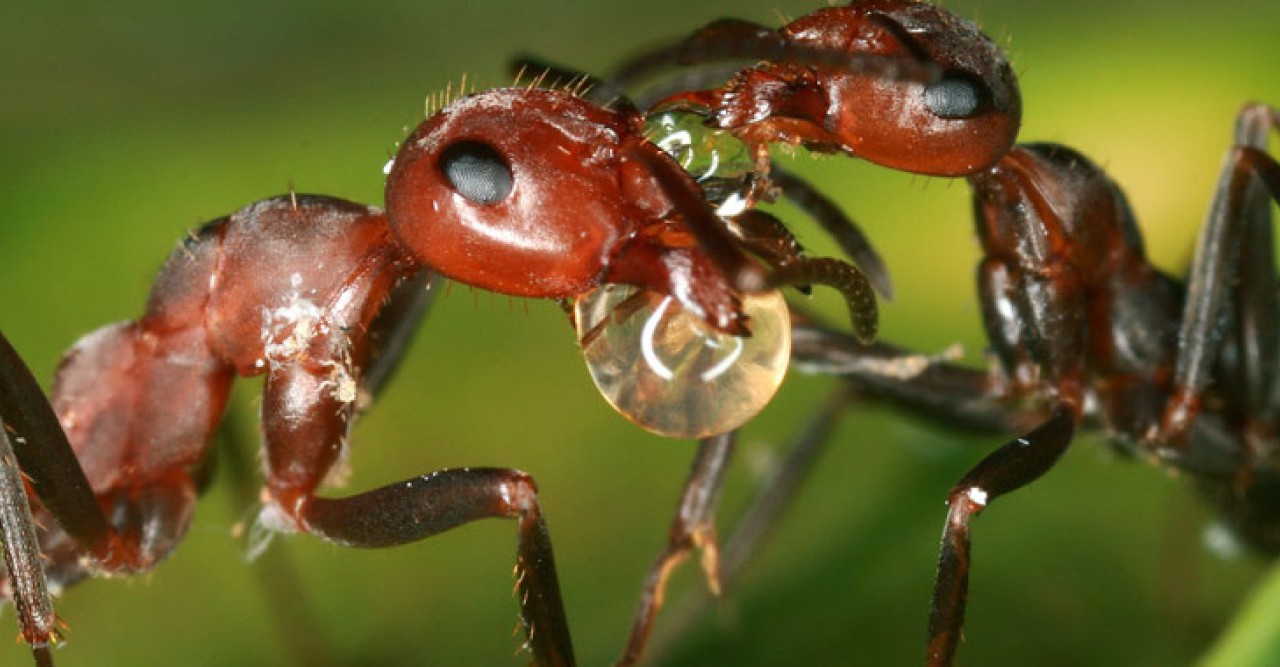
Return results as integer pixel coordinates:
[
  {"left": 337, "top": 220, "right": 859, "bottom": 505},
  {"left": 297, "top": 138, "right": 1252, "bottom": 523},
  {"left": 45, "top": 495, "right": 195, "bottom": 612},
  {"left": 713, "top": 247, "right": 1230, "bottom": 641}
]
[
  {"left": 792, "top": 120, "right": 1280, "bottom": 666},
  {"left": 524, "top": 2, "right": 1280, "bottom": 666},
  {"left": 596, "top": 0, "right": 1021, "bottom": 178},
  {"left": 0, "top": 85, "right": 883, "bottom": 666},
  {"left": 518, "top": 1, "right": 1024, "bottom": 663}
]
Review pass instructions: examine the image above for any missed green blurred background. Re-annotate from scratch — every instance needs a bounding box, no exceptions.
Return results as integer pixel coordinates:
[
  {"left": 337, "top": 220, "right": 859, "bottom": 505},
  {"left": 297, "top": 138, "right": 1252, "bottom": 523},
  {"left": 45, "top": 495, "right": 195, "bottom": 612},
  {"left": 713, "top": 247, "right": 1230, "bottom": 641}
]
[{"left": 2, "top": 1, "right": 1278, "bottom": 665}]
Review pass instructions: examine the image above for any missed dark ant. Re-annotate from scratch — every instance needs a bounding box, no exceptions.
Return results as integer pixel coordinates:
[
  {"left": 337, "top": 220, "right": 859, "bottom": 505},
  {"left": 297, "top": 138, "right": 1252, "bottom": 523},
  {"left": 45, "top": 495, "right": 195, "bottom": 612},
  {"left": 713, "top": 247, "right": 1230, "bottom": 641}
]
[
  {"left": 0, "top": 55, "right": 897, "bottom": 666},
  {"left": 786, "top": 123, "right": 1280, "bottom": 667},
  {"left": 520, "top": 1, "right": 1280, "bottom": 666}
]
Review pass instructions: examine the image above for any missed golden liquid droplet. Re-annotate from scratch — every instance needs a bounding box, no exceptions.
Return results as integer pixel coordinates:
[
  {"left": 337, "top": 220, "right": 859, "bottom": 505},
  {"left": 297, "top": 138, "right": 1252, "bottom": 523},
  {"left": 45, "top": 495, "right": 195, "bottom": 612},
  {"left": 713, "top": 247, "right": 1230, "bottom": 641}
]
[{"left": 575, "top": 284, "right": 791, "bottom": 439}]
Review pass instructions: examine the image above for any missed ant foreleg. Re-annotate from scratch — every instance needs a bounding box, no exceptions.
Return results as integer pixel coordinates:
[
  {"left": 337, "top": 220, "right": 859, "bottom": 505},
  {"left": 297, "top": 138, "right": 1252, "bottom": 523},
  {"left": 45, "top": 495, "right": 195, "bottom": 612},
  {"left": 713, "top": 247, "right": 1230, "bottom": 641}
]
[
  {"left": 616, "top": 432, "right": 735, "bottom": 667},
  {"left": 769, "top": 167, "right": 894, "bottom": 300},
  {"left": 609, "top": 17, "right": 935, "bottom": 95},
  {"left": 216, "top": 410, "right": 338, "bottom": 667},
  {"left": 639, "top": 330, "right": 1046, "bottom": 663},
  {"left": 1158, "top": 104, "right": 1280, "bottom": 442},
  {"left": 768, "top": 258, "right": 878, "bottom": 344},
  {"left": 926, "top": 405, "right": 1076, "bottom": 667},
  {"left": 301, "top": 468, "right": 573, "bottom": 666},
  {"left": 791, "top": 328, "right": 1040, "bottom": 434},
  {"left": 720, "top": 209, "right": 879, "bottom": 343},
  {"left": 260, "top": 352, "right": 574, "bottom": 666}
]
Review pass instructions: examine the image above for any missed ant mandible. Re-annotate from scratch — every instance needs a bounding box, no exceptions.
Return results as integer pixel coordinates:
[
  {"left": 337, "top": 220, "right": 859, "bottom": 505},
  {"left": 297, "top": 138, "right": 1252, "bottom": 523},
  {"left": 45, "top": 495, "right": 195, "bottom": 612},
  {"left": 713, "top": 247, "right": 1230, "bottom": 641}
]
[
  {"left": 524, "top": 1, "right": 1280, "bottom": 665},
  {"left": 0, "top": 83, "right": 883, "bottom": 666}
]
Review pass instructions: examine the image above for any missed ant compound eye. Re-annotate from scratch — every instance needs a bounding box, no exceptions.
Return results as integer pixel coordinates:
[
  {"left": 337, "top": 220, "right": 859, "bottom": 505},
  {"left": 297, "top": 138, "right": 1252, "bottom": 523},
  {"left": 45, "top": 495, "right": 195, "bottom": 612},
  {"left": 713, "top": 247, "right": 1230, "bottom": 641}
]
[
  {"left": 574, "top": 284, "right": 791, "bottom": 439},
  {"left": 924, "top": 71, "right": 992, "bottom": 120},
  {"left": 439, "top": 140, "right": 513, "bottom": 204}
]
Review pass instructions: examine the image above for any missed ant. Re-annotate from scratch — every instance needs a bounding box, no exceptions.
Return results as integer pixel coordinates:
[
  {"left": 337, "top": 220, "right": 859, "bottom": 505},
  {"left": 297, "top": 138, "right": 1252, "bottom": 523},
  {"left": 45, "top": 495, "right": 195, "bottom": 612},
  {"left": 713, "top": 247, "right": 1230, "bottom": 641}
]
[
  {"left": 518, "top": 1, "right": 1020, "bottom": 662},
  {"left": 521, "top": 1, "right": 1280, "bottom": 665},
  {"left": 0, "top": 39, "right": 902, "bottom": 667},
  {"left": 2, "top": 1, "right": 1269, "bottom": 665}
]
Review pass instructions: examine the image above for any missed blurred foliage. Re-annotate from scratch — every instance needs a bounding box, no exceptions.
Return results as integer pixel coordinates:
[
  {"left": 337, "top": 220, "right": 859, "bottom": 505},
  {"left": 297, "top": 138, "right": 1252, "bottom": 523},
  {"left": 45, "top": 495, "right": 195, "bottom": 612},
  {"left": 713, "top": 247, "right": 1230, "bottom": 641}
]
[{"left": 0, "top": 1, "right": 1278, "bottom": 665}]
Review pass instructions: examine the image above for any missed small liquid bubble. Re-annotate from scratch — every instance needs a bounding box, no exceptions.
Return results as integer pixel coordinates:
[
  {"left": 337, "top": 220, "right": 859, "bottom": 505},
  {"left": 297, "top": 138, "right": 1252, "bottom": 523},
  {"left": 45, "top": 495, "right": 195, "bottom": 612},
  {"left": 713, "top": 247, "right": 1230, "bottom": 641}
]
[{"left": 644, "top": 105, "right": 757, "bottom": 216}]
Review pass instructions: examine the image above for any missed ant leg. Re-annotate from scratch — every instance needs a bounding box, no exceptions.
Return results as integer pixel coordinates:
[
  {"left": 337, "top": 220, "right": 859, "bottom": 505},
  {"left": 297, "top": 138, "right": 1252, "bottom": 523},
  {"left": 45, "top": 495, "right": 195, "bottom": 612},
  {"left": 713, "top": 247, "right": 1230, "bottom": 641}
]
[
  {"left": 260, "top": 359, "right": 574, "bottom": 666},
  {"left": 616, "top": 432, "right": 735, "bottom": 667},
  {"left": 640, "top": 329, "right": 1053, "bottom": 663},
  {"left": 633, "top": 387, "right": 850, "bottom": 665},
  {"left": 301, "top": 470, "right": 573, "bottom": 666},
  {"left": 1159, "top": 105, "right": 1280, "bottom": 440},
  {"left": 769, "top": 258, "right": 878, "bottom": 344},
  {"left": 770, "top": 166, "right": 894, "bottom": 299},
  {"left": 0, "top": 412, "right": 58, "bottom": 666},
  {"left": 1225, "top": 105, "right": 1280, "bottom": 458},
  {"left": 926, "top": 405, "right": 1076, "bottom": 667},
  {"left": 719, "top": 208, "right": 879, "bottom": 343},
  {"left": 0, "top": 332, "right": 111, "bottom": 556},
  {"left": 609, "top": 19, "right": 935, "bottom": 92},
  {"left": 217, "top": 410, "right": 338, "bottom": 667},
  {"left": 791, "top": 326, "right": 1041, "bottom": 434},
  {"left": 0, "top": 330, "right": 119, "bottom": 663}
]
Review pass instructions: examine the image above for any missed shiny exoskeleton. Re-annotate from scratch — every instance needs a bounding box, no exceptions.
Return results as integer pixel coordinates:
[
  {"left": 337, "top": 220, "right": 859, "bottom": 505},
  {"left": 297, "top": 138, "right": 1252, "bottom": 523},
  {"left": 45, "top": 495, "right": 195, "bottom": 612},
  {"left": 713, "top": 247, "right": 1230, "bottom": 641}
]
[
  {"left": 602, "top": 0, "right": 1021, "bottom": 178},
  {"left": 523, "top": 1, "right": 1280, "bottom": 665},
  {"left": 520, "top": 1, "right": 1025, "bottom": 663},
  {"left": 0, "top": 86, "right": 881, "bottom": 667},
  {"left": 782, "top": 107, "right": 1280, "bottom": 666}
]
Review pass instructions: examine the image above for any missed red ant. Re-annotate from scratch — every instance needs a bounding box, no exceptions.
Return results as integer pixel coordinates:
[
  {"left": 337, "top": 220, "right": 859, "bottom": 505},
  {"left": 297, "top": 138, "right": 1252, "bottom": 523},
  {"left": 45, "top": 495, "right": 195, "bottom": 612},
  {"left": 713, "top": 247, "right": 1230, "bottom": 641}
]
[
  {"left": 0, "top": 59, "right": 895, "bottom": 664},
  {"left": 522, "top": 1, "right": 1280, "bottom": 665},
  {"left": 5, "top": 1, "right": 1269, "bottom": 665}
]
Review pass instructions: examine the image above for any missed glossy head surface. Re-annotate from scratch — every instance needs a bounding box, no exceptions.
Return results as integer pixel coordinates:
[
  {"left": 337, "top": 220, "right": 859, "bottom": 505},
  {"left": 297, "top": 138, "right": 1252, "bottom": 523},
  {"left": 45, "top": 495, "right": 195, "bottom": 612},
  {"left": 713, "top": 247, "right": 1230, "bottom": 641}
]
[
  {"left": 385, "top": 88, "right": 639, "bottom": 298},
  {"left": 787, "top": 0, "right": 1022, "bottom": 175}
]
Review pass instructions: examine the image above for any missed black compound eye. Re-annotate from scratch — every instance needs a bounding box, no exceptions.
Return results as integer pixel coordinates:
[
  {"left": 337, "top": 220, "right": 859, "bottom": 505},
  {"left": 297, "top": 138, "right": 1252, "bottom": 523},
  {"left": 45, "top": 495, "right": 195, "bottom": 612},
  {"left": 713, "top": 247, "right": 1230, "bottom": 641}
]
[
  {"left": 439, "top": 140, "right": 513, "bottom": 204},
  {"left": 924, "top": 71, "right": 992, "bottom": 120}
]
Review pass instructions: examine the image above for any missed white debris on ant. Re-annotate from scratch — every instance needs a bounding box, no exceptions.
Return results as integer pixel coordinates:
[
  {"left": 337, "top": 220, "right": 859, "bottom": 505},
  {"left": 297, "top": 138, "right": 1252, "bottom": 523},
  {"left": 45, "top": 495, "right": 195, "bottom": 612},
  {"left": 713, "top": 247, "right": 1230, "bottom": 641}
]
[
  {"left": 318, "top": 341, "right": 359, "bottom": 407},
  {"left": 260, "top": 273, "right": 328, "bottom": 370}
]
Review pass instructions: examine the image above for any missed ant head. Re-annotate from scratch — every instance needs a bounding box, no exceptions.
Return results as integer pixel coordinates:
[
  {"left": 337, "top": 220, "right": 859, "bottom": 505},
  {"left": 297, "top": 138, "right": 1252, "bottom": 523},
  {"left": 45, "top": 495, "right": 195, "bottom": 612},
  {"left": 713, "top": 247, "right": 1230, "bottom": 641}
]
[
  {"left": 386, "top": 88, "right": 789, "bottom": 440},
  {"left": 387, "top": 86, "right": 765, "bottom": 336},
  {"left": 790, "top": 0, "right": 1021, "bottom": 175},
  {"left": 385, "top": 88, "right": 640, "bottom": 298}
]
